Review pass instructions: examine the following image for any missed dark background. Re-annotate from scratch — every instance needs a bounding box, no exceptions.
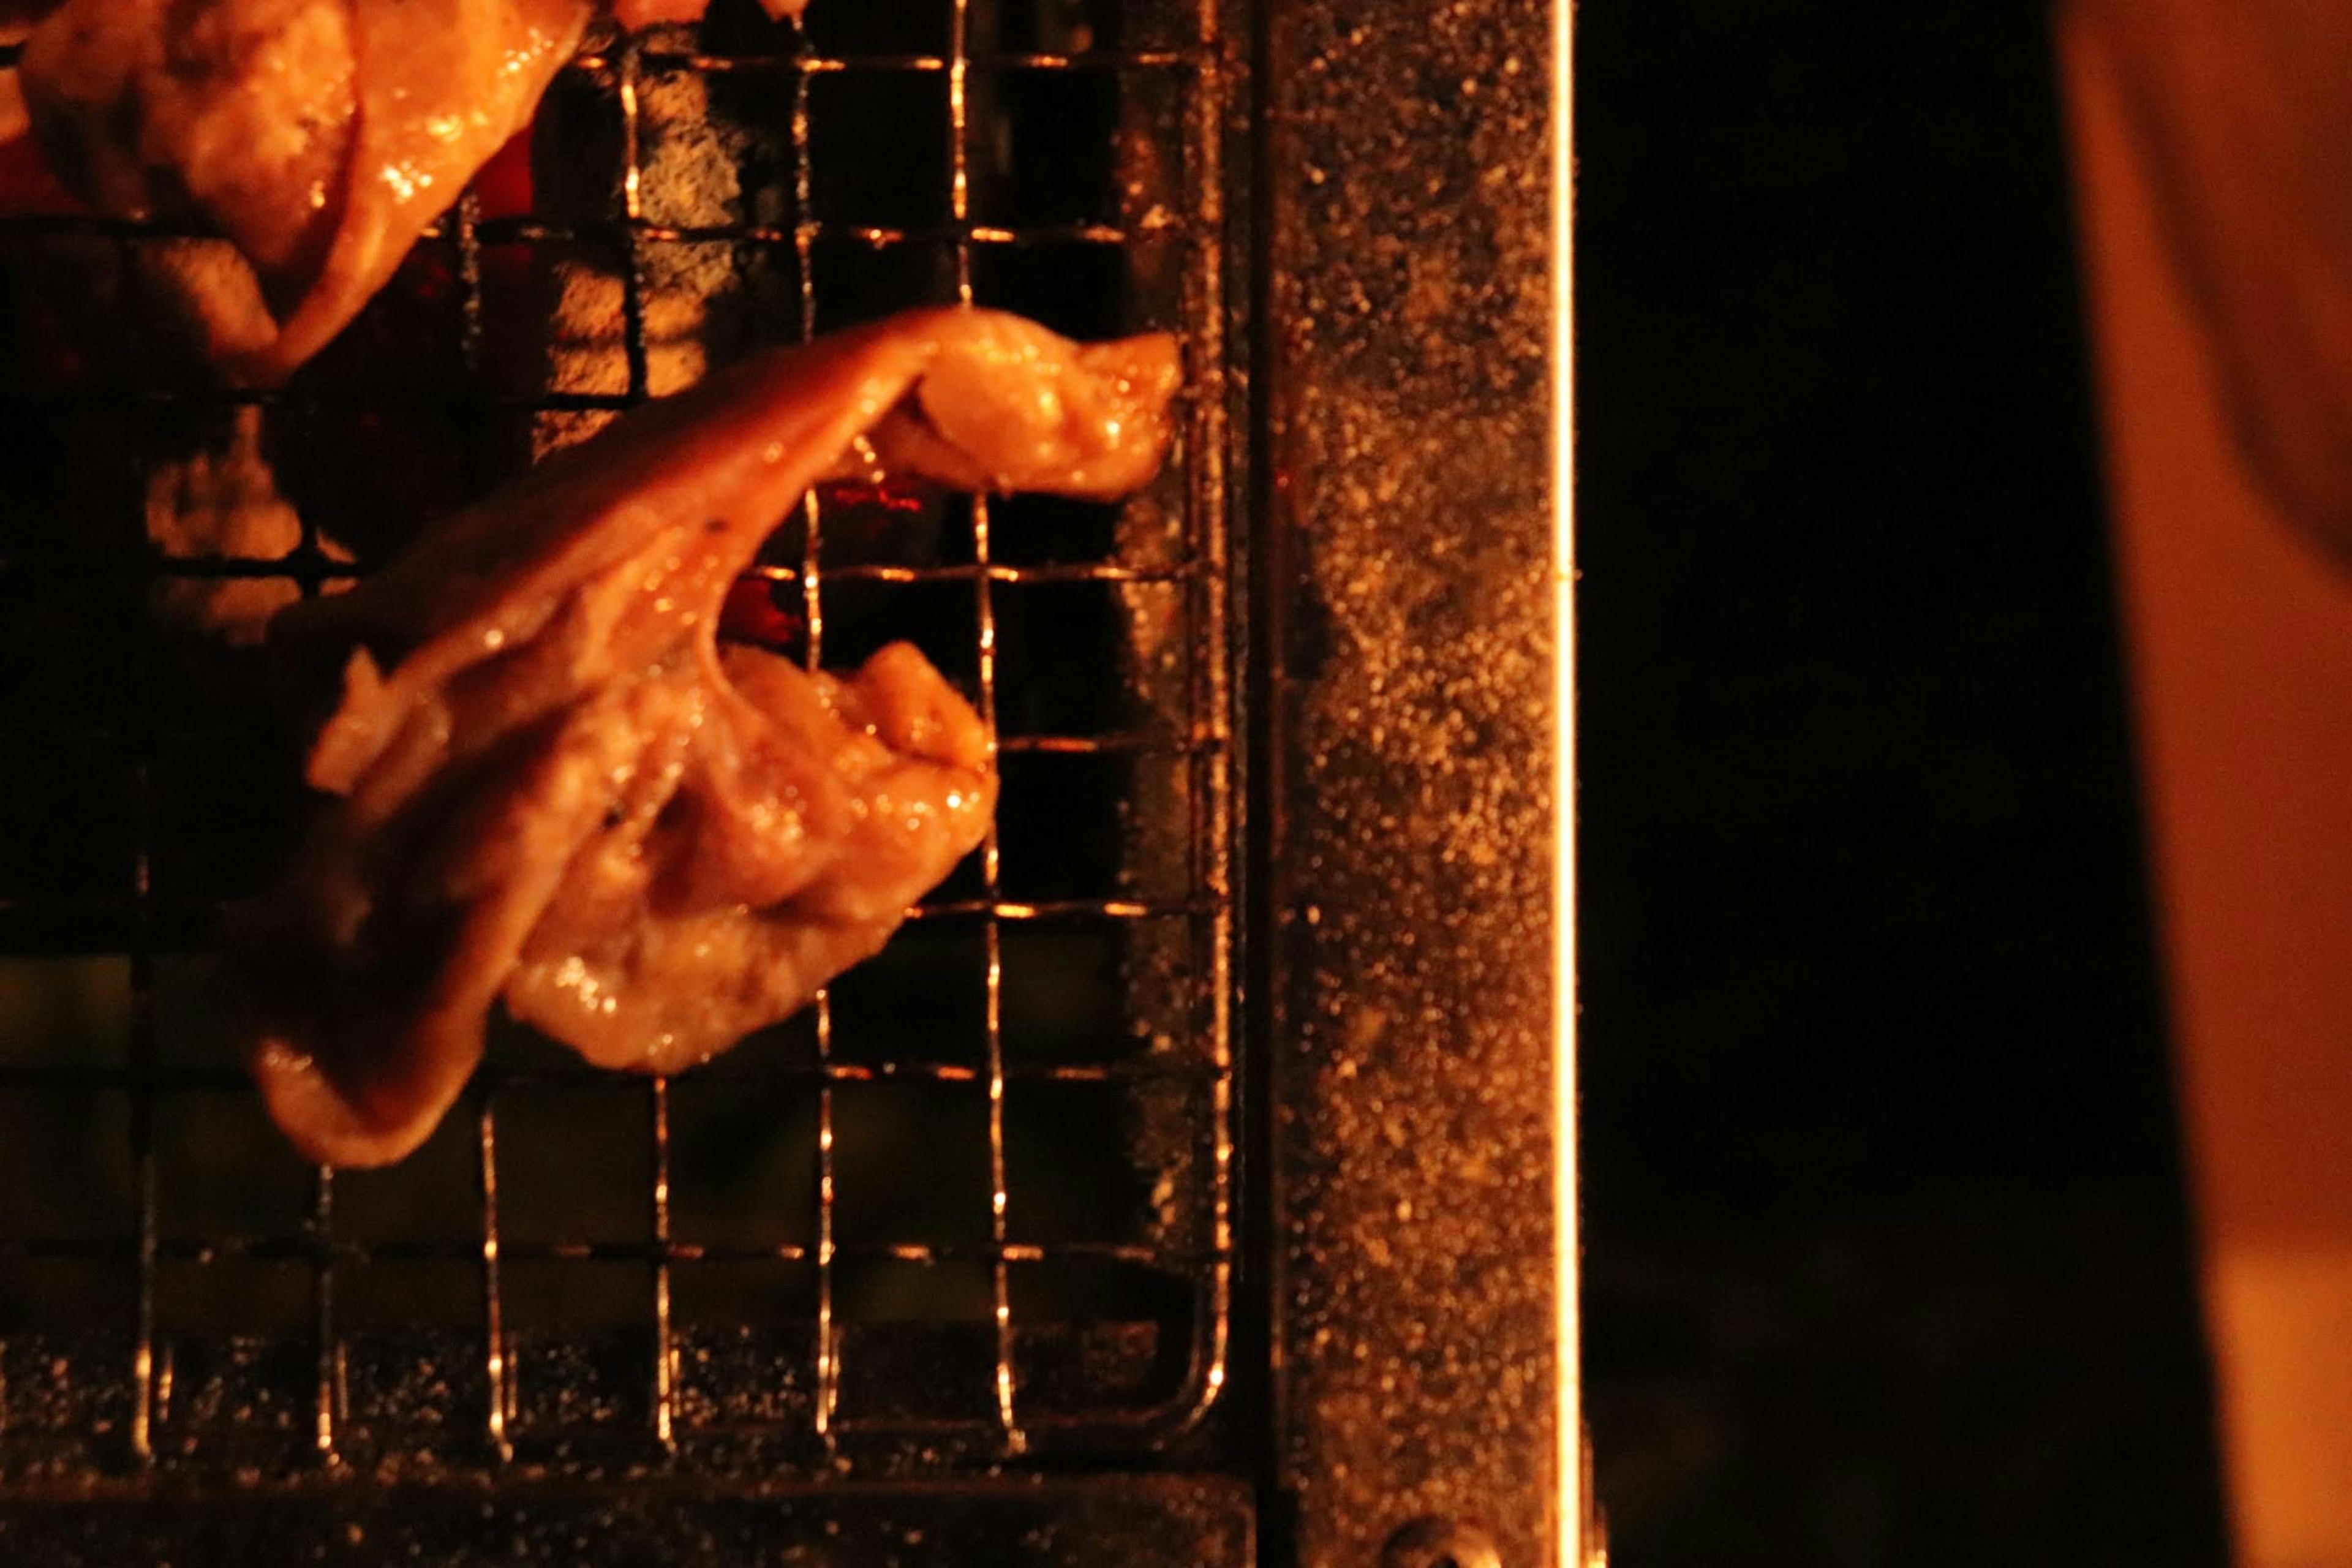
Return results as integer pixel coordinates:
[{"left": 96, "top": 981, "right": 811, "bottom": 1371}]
[{"left": 1575, "top": 3, "right": 2228, "bottom": 1561}]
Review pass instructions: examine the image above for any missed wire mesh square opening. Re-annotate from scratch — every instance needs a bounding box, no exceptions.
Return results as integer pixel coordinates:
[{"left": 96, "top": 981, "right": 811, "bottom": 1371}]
[
  {"left": 0, "top": 415, "right": 142, "bottom": 564},
  {"left": 1004, "top": 1077, "right": 1208, "bottom": 1251},
  {"left": 998, "top": 751, "right": 1197, "bottom": 903},
  {"left": 667, "top": 1076, "right": 823, "bottom": 1251},
  {"left": 0, "top": 0, "right": 1235, "bottom": 1484},
  {"left": 811, "top": 487, "right": 971, "bottom": 572},
  {"left": 150, "top": 1257, "right": 315, "bottom": 1463},
  {"left": 0, "top": 1088, "right": 134, "bottom": 1245},
  {"left": 502, "top": 1259, "right": 663, "bottom": 1444},
  {"left": 491, "top": 1087, "right": 660, "bottom": 1249},
  {"left": 819, "top": 928, "right": 990, "bottom": 1076},
  {"left": 0, "top": 958, "right": 133, "bottom": 1070},
  {"left": 0, "top": 587, "right": 141, "bottom": 737},
  {"left": 809, "top": 75, "right": 956, "bottom": 228},
  {"left": 337, "top": 1257, "right": 489, "bottom": 1449},
  {"left": 1009, "top": 1257, "right": 1200, "bottom": 1422},
  {"left": 151, "top": 1090, "right": 315, "bottom": 1241},
  {"left": 834, "top": 1257, "right": 1003, "bottom": 1428},
  {"left": 998, "top": 919, "right": 1204, "bottom": 1067},
  {"left": 671, "top": 1259, "right": 820, "bottom": 1436},
  {"left": 331, "top": 1115, "right": 484, "bottom": 1250}
]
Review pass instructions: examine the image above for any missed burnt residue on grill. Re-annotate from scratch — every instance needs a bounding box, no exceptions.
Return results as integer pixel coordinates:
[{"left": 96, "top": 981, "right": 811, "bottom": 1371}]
[{"left": 0, "top": 0, "right": 1240, "bottom": 1491}]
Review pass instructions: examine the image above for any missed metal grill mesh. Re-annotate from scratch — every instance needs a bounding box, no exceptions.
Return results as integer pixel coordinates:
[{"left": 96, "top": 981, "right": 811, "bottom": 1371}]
[{"left": 0, "top": 0, "right": 1232, "bottom": 1482}]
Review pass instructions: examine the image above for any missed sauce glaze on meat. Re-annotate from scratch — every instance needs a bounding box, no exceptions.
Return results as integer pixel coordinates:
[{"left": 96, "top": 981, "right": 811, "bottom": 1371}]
[
  {"left": 232, "top": 307, "right": 1179, "bottom": 1166},
  {"left": 9, "top": 0, "right": 805, "bottom": 383}
]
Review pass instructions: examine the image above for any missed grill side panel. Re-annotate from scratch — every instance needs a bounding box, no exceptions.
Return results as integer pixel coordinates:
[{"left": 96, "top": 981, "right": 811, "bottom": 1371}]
[{"left": 1259, "top": 0, "right": 1566, "bottom": 1562}]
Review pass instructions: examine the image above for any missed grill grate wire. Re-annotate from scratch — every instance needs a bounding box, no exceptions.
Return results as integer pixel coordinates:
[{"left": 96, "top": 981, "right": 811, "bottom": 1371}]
[{"left": 0, "top": 0, "right": 1233, "bottom": 1481}]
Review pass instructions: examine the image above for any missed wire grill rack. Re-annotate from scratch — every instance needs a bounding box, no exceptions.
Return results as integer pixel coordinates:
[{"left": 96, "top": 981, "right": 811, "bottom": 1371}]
[{"left": 0, "top": 0, "right": 1234, "bottom": 1482}]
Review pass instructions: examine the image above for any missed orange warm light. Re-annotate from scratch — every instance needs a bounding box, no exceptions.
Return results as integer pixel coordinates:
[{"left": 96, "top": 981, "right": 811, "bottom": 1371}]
[{"left": 2064, "top": 7, "right": 2352, "bottom": 1563}]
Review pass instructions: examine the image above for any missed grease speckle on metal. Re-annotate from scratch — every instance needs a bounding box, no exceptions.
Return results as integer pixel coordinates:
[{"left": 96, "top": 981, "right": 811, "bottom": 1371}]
[{"left": 1268, "top": 0, "right": 1559, "bottom": 1562}]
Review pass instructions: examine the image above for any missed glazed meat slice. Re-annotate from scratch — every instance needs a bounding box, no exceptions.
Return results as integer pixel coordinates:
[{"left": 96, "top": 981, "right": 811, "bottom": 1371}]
[
  {"left": 232, "top": 307, "right": 1179, "bottom": 1166},
  {"left": 7, "top": 0, "right": 802, "bottom": 383},
  {"left": 502, "top": 640, "right": 995, "bottom": 1073},
  {"left": 18, "top": 0, "right": 586, "bottom": 382}
]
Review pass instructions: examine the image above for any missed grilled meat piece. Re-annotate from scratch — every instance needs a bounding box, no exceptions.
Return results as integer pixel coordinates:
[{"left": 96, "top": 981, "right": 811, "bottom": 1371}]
[
  {"left": 232, "top": 307, "right": 1180, "bottom": 1166},
  {"left": 502, "top": 640, "right": 994, "bottom": 1074},
  {"left": 17, "top": 0, "right": 584, "bottom": 383},
  {"left": 6, "top": 0, "right": 803, "bottom": 384}
]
